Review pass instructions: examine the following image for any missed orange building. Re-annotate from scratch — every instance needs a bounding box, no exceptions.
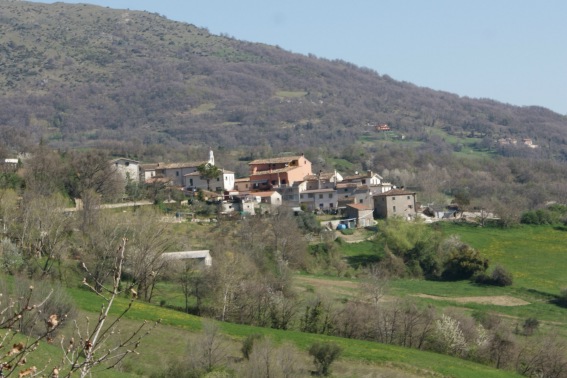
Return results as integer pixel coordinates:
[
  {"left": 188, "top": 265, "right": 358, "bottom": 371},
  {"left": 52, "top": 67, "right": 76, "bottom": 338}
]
[{"left": 248, "top": 154, "right": 312, "bottom": 191}]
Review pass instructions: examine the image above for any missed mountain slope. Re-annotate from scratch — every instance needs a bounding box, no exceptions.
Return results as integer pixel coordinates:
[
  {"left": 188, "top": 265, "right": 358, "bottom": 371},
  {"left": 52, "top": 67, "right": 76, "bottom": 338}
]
[{"left": 1, "top": 1, "right": 566, "bottom": 159}]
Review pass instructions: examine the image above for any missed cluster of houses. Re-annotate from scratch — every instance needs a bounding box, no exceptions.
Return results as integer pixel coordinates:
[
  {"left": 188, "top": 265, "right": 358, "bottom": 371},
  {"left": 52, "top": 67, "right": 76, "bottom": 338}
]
[{"left": 111, "top": 150, "right": 417, "bottom": 228}]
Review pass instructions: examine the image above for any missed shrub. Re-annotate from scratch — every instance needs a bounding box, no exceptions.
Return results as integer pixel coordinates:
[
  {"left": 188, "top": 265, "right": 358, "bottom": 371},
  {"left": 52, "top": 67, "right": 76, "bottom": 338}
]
[
  {"left": 308, "top": 342, "right": 342, "bottom": 376},
  {"left": 556, "top": 288, "right": 567, "bottom": 307},
  {"left": 442, "top": 244, "right": 488, "bottom": 281},
  {"left": 241, "top": 333, "right": 263, "bottom": 360},
  {"left": 474, "top": 265, "right": 513, "bottom": 287},
  {"left": 490, "top": 265, "right": 513, "bottom": 286},
  {"left": 521, "top": 317, "right": 539, "bottom": 336}
]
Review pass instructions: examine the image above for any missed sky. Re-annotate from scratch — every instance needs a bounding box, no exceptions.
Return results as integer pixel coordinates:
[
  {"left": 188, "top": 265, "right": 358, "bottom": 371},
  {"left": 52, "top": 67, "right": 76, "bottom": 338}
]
[{"left": 33, "top": 0, "right": 567, "bottom": 115}]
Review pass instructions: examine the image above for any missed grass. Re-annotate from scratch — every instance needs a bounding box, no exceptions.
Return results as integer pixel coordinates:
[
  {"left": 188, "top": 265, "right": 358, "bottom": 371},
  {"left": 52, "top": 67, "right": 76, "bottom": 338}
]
[
  {"left": 64, "top": 286, "right": 520, "bottom": 378},
  {"left": 326, "top": 223, "right": 567, "bottom": 328},
  {"left": 275, "top": 90, "right": 307, "bottom": 98},
  {"left": 437, "top": 223, "right": 567, "bottom": 295}
]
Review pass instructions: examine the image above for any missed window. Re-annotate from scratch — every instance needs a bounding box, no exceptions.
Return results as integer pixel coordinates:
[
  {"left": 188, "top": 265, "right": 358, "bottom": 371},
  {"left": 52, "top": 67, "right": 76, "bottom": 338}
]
[
  {"left": 408, "top": 205, "right": 413, "bottom": 209},
  {"left": 359, "top": 199, "right": 363, "bottom": 204},
  {"left": 216, "top": 177, "right": 220, "bottom": 181},
  {"left": 308, "top": 193, "right": 314, "bottom": 198},
  {"left": 319, "top": 194, "right": 323, "bottom": 199},
  {"left": 125, "top": 161, "right": 130, "bottom": 167},
  {"left": 329, "top": 203, "right": 334, "bottom": 208},
  {"left": 392, "top": 196, "right": 396, "bottom": 200},
  {"left": 282, "top": 179, "right": 287, "bottom": 185},
  {"left": 362, "top": 179, "right": 366, "bottom": 184},
  {"left": 393, "top": 206, "right": 396, "bottom": 212},
  {"left": 328, "top": 193, "right": 333, "bottom": 198},
  {"left": 407, "top": 196, "right": 411, "bottom": 200},
  {"left": 189, "top": 179, "right": 193, "bottom": 186},
  {"left": 271, "top": 180, "right": 276, "bottom": 185},
  {"left": 176, "top": 171, "right": 179, "bottom": 177}
]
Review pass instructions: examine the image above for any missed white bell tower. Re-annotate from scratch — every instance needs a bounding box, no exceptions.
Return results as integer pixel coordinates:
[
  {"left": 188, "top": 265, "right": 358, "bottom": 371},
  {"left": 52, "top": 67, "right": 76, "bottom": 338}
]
[{"left": 208, "top": 149, "right": 215, "bottom": 166}]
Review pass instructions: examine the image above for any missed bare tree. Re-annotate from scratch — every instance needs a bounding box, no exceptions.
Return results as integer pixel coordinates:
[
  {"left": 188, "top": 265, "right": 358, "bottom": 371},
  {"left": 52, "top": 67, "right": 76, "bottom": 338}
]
[
  {"left": 0, "top": 239, "right": 157, "bottom": 378},
  {"left": 124, "top": 207, "right": 177, "bottom": 302},
  {"left": 62, "top": 238, "right": 159, "bottom": 378}
]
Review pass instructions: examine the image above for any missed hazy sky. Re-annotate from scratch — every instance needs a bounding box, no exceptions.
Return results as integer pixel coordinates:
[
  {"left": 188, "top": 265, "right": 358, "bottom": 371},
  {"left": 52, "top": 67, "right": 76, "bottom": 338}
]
[{"left": 34, "top": 0, "right": 567, "bottom": 115}]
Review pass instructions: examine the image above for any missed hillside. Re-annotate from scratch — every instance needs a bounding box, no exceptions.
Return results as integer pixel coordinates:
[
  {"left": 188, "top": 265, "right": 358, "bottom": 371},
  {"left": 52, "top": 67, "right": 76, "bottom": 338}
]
[{"left": 1, "top": 1, "right": 566, "bottom": 161}]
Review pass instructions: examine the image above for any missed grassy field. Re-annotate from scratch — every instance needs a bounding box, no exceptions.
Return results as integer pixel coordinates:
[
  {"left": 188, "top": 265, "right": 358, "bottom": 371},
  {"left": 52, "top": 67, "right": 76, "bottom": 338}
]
[
  {"left": 437, "top": 223, "right": 567, "bottom": 295},
  {"left": 15, "top": 222, "right": 567, "bottom": 377},
  {"left": 62, "top": 286, "right": 520, "bottom": 378},
  {"left": 325, "top": 224, "right": 567, "bottom": 327}
]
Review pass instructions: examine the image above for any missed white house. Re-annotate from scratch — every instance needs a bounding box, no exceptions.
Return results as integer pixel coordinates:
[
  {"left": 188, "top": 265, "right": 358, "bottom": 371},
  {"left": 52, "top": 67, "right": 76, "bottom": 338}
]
[
  {"left": 299, "top": 188, "right": 338, "bottom": 211},
  {"left": 184, "top": 169, "right": 235, "bottom": 191},
  {"left": 111, "top": 158, "right": 140, "bottom": 183}
]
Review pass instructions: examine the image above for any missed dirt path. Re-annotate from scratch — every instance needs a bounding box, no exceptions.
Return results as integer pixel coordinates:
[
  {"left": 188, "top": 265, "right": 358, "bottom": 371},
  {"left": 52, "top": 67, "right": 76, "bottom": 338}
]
[{"left": 414, "top": 294, "right": 530, "bottom": 306}]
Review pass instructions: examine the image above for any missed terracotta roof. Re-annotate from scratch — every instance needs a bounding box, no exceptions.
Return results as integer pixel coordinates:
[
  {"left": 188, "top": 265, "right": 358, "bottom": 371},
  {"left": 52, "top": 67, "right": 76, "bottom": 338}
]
[
  {"left": 140, "top": 163, "right": 159, "bottom": 170},
  {"left": 250, "top": 166, "right": 298, "bottom": 175},
  {"left": 343, "top": 172, "right": 383, "bottom": 181},
  {"left": 249, "top": 156, "right": 304, "bottom": 165},
  {"left": 375, "top": 188, "right": 416, "bottom": 196},
  {"left": 346, "top": 203, "right": 373, "bottom": 211},
  {"left": 252, "top": 191, "right": 279, "bottom": 197},
  {"left": 156, "top": 161, "right": 208, "bottom": 170},
  {"left": 184, "top": 169, "right": 233, "bottom": 177},
  {"left": 234, "top": 177, "right": 250, "bottom": 182}
]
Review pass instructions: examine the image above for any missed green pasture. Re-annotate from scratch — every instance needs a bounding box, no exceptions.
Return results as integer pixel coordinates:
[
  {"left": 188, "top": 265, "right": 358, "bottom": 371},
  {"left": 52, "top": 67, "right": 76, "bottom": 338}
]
[
  {"left": 64, "top": 287, "right": 519, "bottom": 378},
  {"left": 329, "top": 224, "right": 567, "bottom": 326},
  {"left": 438, "top": 223, "right": 567, "bottom": 295}
]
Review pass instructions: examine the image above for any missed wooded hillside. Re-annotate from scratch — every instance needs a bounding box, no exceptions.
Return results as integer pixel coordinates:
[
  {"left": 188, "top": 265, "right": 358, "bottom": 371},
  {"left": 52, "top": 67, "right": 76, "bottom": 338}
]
[{"left": 1, "top": 1, "right": 566, "bottom": 159}]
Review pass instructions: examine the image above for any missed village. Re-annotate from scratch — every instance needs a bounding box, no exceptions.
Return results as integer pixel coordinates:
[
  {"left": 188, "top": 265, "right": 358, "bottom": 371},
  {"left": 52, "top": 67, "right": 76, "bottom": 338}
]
[{"left": 111, "top": 150, "right": 419, "bottom": 229}]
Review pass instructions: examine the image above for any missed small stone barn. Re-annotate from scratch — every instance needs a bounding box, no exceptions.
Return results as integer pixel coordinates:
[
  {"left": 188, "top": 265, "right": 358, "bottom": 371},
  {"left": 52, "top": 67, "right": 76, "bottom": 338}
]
[{"left": 345, "top": 203, "right": 374, "bottom": 228}]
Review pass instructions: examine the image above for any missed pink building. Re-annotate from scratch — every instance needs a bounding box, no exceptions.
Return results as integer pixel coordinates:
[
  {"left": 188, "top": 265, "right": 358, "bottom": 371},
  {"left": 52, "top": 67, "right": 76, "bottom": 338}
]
[{"left": 248, "top": 154, "right": 312, "bottom": 191}]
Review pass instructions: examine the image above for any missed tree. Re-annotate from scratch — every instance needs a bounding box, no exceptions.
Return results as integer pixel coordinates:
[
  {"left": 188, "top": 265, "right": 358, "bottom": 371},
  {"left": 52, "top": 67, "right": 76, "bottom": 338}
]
[
  {"left": 124, "top": 207, "right": 177, "bottom": 302},
  {"left": 376, "top": 218, "right": 443, "bottom": 278},
  {"left": 441, "top": 243, "right": 488, "bottom": 281},
  {"left": 0, "top": 239, "right": 157, "bottom": 378},
  {"left": 184, "top": 320, "right": 229, "bottom": 375},
  {"left": 308, "top": 342, "right": 342, "bottom": 376},
  {"left": 196, "top": 163, "right": 222, "bottom": 191}
]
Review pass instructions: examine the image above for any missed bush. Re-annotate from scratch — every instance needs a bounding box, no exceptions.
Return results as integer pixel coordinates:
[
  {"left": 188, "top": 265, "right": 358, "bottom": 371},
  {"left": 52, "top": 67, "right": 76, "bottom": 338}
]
[
  {"left": 474, "top": 265, "right": 513, "bottom": 287},
  {"left": 490, "top": 265, "right": 513, "bottom": 286},
  {"left": 241, "top": 333, "right": 263, "bottom": 360},
  {"left": 442, "top": 244, "right": 488, "bottom": 281},
  {"left": 556, "top": 288, "right": 567, "bottom": 307},
  {"left": 308, "top": 342, "right": 341, "bottom": 376}
]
